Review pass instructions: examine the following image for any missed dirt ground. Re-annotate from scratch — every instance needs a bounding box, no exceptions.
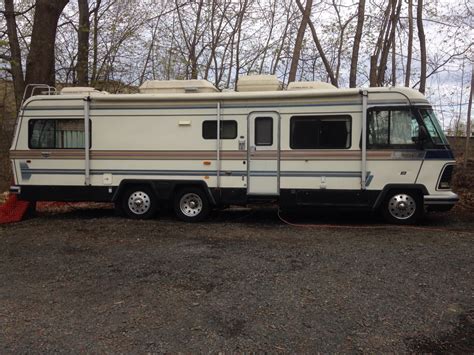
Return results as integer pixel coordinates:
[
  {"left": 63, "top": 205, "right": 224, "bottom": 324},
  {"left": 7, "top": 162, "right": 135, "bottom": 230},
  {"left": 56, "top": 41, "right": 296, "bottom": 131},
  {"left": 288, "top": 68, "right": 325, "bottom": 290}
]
[{"left": 0, "top": 206, "right": 473, "bottom": 353}]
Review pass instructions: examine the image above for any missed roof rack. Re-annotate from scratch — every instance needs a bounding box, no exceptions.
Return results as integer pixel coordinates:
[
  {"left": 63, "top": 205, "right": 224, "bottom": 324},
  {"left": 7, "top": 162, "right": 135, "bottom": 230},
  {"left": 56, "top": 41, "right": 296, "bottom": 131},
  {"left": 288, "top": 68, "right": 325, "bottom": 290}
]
[{"left": 21, "top": 84, "right": 57, "bottom": 105}]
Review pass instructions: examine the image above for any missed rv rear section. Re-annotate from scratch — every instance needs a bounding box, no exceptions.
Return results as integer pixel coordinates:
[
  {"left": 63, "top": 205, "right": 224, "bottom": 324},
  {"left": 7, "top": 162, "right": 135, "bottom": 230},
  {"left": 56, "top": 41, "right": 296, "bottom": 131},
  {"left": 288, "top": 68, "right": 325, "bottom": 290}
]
[{"left": 9, "top": 77, "right": 458, "bottom": 224}]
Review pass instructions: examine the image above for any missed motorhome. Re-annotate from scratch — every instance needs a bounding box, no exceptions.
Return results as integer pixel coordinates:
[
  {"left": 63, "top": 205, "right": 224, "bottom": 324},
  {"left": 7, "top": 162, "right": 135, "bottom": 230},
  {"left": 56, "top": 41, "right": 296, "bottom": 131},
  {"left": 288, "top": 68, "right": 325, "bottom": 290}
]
[{"left": 9, "top": 76, "right": 458, "bottom": 224}]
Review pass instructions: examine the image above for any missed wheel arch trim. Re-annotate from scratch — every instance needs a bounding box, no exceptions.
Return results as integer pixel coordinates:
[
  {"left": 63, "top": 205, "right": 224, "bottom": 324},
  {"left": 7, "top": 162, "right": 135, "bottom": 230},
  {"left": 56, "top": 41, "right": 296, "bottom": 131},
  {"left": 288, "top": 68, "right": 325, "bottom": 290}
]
[{"left": 373, "top": 184, "right": 428, "bottom": 210}]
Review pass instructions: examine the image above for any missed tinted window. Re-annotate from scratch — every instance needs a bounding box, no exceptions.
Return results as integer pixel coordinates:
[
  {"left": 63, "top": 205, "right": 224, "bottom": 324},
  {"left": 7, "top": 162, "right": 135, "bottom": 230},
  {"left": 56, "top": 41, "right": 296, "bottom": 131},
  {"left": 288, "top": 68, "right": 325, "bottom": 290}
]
[
  {"left": 368, "top": 109, "right": 419, "bottom": 148},
  {"left": 202, "top": 120, "right": 237, "bottom": 139},
  {"left": 290, "top": 116, "right": 351, "bottom": 149},
  {"left": 29, "top": 119, "right": 88, "bottom": 149},
  {"left": 255, "top": 117, "right": 273, "bottom": 146}
]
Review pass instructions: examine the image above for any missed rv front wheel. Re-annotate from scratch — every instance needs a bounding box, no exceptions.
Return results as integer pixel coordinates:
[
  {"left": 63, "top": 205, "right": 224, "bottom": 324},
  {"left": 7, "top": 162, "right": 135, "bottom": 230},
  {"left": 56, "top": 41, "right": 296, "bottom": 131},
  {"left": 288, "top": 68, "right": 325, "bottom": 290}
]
[
  {"left": 382, "top": 191, "right": 422, "bottom": 225},
  {"left": 122, "top": 186, "right": 158, "bottom": 219},
  {"left": 174, "top": 187, "right": 210, "bottom": 222}
]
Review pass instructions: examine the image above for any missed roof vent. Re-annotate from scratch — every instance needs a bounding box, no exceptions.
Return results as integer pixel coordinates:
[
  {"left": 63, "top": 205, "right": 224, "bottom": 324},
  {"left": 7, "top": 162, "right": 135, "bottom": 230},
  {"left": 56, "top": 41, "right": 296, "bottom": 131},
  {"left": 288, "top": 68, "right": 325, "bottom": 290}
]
[
  {"left": 60, "top": 87, "right": 104, "bottom": 95},
  {"left": 287, "top": 81, "right": 336, "bottom": 91},
  {"left": 237, "top": 75, "right": 282, "bottom": 92},
  {"left": 139, "top": 80, "right": 218, "bottom": 94}
]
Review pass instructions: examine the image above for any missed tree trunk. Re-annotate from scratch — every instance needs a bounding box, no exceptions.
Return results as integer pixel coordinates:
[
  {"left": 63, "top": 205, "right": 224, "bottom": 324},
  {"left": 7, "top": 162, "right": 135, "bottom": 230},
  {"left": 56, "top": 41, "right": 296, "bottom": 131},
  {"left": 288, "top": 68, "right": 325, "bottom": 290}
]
[
  {"left": 76, "top": 0, "right": 90, "bottom": 86},
  {"left": 90, "top": 0, "right": 101, "bottom": 85},
  {"left": 190, "top": 0, "right": 204, "bottom": 79},
  {"left": 405, "top": 0, "right": 413, "bottom": 87},
  {"left": 4, "top": 0, "right": 26, "bottom": 109},
  {"left": 369, "top": 55, "right": 378, "bottom": 86},
  {"left": 369, "top": 1, "right": 391, "bottom": 86},
  {"left": 391, "top": 32, "right": 396, "bottom": 86},
  {"left": 416, "top": 0, "right": 427, "bottom": 94},
  {"left": 233, "top": 0, "right": 249, "bottom": 87},
  {"left": 289, "top": 0, "right": 313, "bottom": 83},
  {"left": 24, "top": 0, "right": 69, "bottom": 97},
  {"left": 377, "top": 0, "right": 401, "bottom": 86},
  {"left": 295, "top": 0, "right": 337, "bottom": 86},
  {"left": 464, "top": 65, "right": 473, "bottom": 168},
  {"left": 349, "top": 0, "right": 365, "bottom": 88}
]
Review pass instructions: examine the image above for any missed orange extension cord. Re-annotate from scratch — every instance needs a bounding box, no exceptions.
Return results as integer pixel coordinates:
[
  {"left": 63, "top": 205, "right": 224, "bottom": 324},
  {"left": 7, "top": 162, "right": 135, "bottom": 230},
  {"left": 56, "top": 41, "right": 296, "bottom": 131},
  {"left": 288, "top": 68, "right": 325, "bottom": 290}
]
[{"left": 277, "top": 209, "right": 474, "bottom": 234}]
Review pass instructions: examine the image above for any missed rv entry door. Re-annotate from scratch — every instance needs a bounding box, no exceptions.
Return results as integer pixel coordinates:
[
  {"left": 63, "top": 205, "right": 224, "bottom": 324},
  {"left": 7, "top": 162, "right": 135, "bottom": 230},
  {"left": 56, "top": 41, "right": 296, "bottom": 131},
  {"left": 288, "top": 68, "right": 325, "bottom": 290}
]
[{"left": 247, "top": 112, "right": 280, "bottom": 195}]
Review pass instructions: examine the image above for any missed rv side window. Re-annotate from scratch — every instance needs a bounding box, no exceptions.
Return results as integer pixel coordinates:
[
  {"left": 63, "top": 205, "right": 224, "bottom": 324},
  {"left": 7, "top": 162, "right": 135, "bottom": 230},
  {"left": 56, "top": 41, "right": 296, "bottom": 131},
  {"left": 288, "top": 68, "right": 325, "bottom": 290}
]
[
  {"left": 290, "top": 115, "right": 351, "bottom": 149},
  {"left": 29, "top": 119, "right": 90, "bottom": 149},
  {"left": 255, "top": 117, "right": 273, "bottom": 146},
  {"left": 367, "top": 109, "right": 419, "bottom": 148},
  {"left": 202, "top": 120, "right": 237, "bottom": 139}
]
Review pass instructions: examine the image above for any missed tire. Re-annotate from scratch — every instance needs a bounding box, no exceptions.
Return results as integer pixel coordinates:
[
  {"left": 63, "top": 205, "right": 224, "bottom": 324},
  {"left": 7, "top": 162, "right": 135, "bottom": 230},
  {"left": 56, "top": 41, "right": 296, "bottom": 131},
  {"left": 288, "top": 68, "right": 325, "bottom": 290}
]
[
  {"left": 173, "top": 187, "right": 210, "bottom": 222},
  {"left": 121, "top": 185, "right": 158, "bottom": 219},
  {"left": 381, "top": 190, "right": 422, "bottom": 225}
]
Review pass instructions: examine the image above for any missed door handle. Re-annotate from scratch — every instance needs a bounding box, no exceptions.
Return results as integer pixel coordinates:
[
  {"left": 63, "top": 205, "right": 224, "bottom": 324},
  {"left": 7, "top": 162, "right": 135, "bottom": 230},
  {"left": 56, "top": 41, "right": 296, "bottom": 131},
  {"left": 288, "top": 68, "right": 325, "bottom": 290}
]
[
  {"left": 41, "top": 151, "right": 51, "bottom": 158},
  {"left": 249, "top": 146, "right": 256, "bottom": 155}
]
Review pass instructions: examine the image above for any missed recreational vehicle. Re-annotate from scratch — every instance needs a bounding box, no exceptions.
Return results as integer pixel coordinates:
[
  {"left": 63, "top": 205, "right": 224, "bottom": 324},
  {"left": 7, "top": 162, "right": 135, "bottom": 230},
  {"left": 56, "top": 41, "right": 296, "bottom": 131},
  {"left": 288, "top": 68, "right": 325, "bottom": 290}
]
[{"left": 9, "top": 76, "right": 458, "bottom": 224}]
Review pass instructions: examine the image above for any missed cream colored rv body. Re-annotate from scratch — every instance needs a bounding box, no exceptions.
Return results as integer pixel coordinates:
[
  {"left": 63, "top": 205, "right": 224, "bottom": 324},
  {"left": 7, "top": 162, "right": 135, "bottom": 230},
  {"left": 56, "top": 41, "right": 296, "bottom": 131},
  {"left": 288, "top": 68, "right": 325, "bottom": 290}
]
[{"left": 10, "top": 77, "right": 458, "bottom": 223}]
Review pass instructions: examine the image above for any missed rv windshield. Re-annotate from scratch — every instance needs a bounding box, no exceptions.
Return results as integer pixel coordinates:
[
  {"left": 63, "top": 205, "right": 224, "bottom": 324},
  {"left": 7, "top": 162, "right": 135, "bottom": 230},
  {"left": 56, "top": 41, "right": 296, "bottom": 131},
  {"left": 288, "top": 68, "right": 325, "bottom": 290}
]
[{"left": 419, "top": 108, "right": 449, "bottom": 145}]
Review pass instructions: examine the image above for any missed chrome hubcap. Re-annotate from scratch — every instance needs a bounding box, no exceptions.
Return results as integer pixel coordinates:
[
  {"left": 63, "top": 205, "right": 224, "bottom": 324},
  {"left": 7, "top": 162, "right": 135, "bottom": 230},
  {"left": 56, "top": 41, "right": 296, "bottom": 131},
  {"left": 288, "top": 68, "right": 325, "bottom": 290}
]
[
  {"left": 180, "top": 193, "right": 203, "bottom": 217},
  {"left": 388, "top": 194, "right": 416, "bottom": 220},
  {"left": 128, "top": 191, "right": 151, "bottom": 215}
]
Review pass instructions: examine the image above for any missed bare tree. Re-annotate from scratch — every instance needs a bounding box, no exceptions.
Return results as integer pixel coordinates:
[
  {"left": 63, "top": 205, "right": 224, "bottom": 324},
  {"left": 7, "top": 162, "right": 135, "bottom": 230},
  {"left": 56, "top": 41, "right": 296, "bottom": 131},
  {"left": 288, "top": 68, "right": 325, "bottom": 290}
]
[
  {"left": 24, "top": 0, "right": 70, "bottom": 96},
  {"left": 3, "top": 0, "right": 69, "bottom": 102},
  {"left": 376, "top": 0, "right": 401, "bottom": 86},
  {"left": 289, "top": 0, "right": 312, "bottom": 83},
  {"left": 295, "top": 0, "right": 337, "bottom": 86},
  {"left": 349, "top": 0, "right": 365, "bottom": 88},
  {"left": 233, "top": 0, "right": 250, "bottom": 86},
  {"left": 258, "top": 0, "right": 278, "bottom": 74},
  {"left": 368, "top": 0, "right": 401, "bottom": 87},
  {"left": 76, "top": 0, "right": 90, "bottom": 86},
  {"left": 3, "top": 0, "right": 27, "bottom": 108},
  {"left": 176, "top": 0, "right": 206, "bottom": 79},
  {"left": 331, "top": 1, "right": 357, "bottom": 86},
  {"left": 404, "top": 0, "right": 413, "bottom": 87},
  {"left": 90, "top": 0, "right": 102, "bottom": 84}
]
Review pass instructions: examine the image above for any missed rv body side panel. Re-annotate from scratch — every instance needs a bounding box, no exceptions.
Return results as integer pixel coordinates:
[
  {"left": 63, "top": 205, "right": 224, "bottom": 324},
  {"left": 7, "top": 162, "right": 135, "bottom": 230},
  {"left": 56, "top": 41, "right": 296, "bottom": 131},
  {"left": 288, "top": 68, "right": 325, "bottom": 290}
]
[{"left": 9, "top": 87, "right": 458, "bottom": 216}]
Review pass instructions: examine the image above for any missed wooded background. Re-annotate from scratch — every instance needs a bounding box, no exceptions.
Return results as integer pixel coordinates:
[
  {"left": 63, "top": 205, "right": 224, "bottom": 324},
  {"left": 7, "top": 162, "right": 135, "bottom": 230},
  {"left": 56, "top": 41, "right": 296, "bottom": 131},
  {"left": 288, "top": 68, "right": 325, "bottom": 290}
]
[
  {"left": 0, "top": 0, "right": 473, "bottom": 189},
  {"left": 1, "top": 0, "right": 473, "bottom": 122}
]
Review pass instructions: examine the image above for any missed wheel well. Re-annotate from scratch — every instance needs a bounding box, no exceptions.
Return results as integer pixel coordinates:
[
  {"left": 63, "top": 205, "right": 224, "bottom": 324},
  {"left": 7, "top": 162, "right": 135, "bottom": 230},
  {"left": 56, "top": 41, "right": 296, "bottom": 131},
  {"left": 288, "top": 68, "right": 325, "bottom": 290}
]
[
  {"left": 112, "top": 180, "right": 156, "bottom": 202},
  {"left": 171, "top": 183, "right": 215, "bottom": 205},
  {"left": 373, "top": 184, "right": 427, "bottom": 209}
]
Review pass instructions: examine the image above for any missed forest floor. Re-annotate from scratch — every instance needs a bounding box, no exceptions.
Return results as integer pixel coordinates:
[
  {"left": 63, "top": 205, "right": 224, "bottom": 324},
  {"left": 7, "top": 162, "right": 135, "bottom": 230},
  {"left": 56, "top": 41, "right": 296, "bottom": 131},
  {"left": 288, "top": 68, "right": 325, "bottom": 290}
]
[{"left": 0, "top": 205, "right": 473, "bottom": 353}]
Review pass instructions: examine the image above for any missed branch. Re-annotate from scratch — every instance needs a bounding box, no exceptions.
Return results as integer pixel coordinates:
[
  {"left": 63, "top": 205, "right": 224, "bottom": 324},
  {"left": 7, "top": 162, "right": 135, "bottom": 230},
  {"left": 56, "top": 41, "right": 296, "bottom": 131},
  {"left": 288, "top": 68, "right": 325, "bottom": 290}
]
[
  {"left": 0, "top": 4, "right": 35, "bottom": 17},
  {"left": 412, "top": 44, "right": 474, "bottom": 88}
]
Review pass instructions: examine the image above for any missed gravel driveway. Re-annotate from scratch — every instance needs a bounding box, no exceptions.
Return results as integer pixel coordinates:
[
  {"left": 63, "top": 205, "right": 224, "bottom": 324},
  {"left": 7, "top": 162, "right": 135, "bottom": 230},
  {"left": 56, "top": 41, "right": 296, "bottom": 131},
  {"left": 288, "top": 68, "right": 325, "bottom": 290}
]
[{"left": 0, "top": 206, "right": 473, "bottom": 352}]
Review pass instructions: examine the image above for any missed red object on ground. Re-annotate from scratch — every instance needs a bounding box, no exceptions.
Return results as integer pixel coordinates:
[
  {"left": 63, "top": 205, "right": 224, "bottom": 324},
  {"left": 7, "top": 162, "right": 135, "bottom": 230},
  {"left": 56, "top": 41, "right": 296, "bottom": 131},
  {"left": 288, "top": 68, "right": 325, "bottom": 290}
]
[{"left": 0, "top": 194, "right": 31, "bottom": 224}]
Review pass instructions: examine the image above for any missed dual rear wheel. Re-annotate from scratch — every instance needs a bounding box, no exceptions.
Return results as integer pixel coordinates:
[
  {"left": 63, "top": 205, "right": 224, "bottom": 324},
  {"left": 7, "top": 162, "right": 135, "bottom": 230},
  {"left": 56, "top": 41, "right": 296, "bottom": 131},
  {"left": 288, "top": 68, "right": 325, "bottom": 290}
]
[{"left": 120, "top": 185, "right": 210, "bottom": 222}]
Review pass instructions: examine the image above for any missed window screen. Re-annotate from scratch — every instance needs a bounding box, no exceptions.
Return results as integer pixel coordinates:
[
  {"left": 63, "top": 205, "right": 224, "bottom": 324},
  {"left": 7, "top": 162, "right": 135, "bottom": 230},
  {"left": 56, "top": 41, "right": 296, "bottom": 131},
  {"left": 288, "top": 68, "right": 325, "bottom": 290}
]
[
  {"left": 29, "top": 119, "right": 89, "bottom": 149},
  {"left": 255, "top": 117, "right": 273, "bottom": 146},
  {"left": 290, "top": 116, "right": 351, "bottom": 149},
  {"left": 202, "top": 120, "right": 237, "bottom": 139},
  {"left": 367, "top": 109, "right": 419, "bottom": 148}
]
